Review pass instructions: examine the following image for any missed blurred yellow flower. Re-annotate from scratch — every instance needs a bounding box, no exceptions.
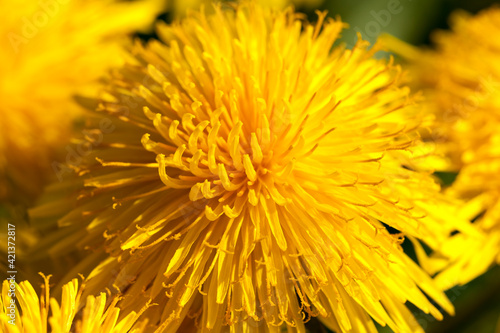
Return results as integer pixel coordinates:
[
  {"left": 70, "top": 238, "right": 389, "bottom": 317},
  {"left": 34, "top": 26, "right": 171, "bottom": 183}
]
[
  {"left": 30, "top": 3, "right": 479, "bottom": 332},
  {"left": 0, "top": 0, "right": 162, "bottom": 203},
  {"left": 385, "top": 7, "right": 500, "bottom": 289},
  {"left": 0, "top": 274, "right": 149, "bottom": 333}
]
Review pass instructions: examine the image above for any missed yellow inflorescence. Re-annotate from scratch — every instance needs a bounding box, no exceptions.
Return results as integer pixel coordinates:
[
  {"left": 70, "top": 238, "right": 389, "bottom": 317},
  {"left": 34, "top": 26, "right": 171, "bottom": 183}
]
[
  {"left": 386, "top": 7, "right": 500, "bottom": 289},
  {"left": 29, "top": 3, "right": 481, "bottom": 332},
  {"left": 0, "top": 274, "right": 149, "bottom": 333},
  {"left": 0, "top": 0, "right": 162, "bottom": 203}
]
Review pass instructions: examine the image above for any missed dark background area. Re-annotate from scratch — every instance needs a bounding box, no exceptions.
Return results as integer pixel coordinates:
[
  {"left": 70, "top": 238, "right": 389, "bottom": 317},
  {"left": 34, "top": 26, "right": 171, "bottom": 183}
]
[{"left": 316, "top": 0, "right": 500, "bottom": 46}]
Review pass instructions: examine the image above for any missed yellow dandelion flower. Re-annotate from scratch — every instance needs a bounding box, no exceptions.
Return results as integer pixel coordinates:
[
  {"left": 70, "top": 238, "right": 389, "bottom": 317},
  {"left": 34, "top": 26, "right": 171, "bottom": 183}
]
[
  {"left": 384, "top": 7, "right": 500, "bottom": 289},
  {"left": 0, "top": 0, "right": 162, "bottom": 203},
  {"left": 31, "top": 3, "right": 479, "bottom": 332},
  {"left": 0, "top": 274, "right": 149, "bottom": 333}
]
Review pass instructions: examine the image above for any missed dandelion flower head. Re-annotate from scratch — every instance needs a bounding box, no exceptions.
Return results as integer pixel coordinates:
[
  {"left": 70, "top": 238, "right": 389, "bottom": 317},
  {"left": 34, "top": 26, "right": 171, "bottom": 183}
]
[
  {"left": 0, "top": 0, "right": 162, "bottom": 202},
  {"left": 0, "top": 274, "right": 149, "bottom": 333},
  {"left": 31, "top": 3, "right": 478, "bottom": 332}
]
